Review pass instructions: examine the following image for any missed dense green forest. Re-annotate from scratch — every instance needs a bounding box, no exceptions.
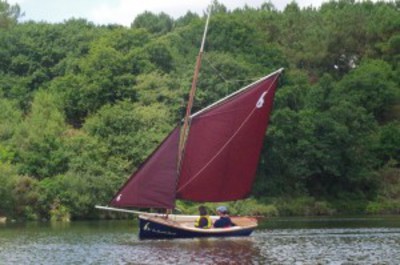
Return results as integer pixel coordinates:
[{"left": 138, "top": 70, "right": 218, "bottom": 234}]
[{"left": 0, "top": 0, "right": 399, "bottom": 221}]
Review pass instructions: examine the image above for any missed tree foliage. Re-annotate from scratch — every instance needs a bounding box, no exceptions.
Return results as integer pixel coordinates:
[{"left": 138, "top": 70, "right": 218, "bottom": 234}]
[
  {"left": 0, "top": 0, "right": 22, "bottom": 29},
  {"left": 131, "top": 11, "right": 174, "bottom": 35}
]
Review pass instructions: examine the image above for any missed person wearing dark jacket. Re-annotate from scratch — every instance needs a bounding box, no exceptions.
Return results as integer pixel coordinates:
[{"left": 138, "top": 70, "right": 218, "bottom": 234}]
[{"left": 213, "top": 206, "right": 234, "bottom": 228}]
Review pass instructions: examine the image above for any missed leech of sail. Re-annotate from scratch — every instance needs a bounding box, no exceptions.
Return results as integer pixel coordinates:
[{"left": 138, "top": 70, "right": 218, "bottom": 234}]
[{"left": 177, "top": 7, "right": 212, "bottom": 171}]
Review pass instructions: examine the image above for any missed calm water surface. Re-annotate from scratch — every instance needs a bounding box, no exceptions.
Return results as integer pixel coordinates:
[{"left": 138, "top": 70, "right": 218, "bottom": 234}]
[{"left": 0, "top": 216, "right": 399, "bottom": 264}]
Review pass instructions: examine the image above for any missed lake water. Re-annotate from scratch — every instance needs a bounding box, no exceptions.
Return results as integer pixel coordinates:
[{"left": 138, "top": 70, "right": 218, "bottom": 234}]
[{"left": 0, "top": 216, "right": 399, "bottom": 264}]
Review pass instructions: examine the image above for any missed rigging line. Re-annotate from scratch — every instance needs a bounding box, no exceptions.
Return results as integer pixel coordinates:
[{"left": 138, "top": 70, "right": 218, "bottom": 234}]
[
  {"left": 176, "top": 75, "right": 279, "bottom": 193},
  {"left": 203, "top": 55, "right": 229, "bottom": 83},
  {"left": 176, "top": 103, "right": 260, "bottom": 193},
  {"left": 203, "top": 56, "right": 263, "bottom": 84}
]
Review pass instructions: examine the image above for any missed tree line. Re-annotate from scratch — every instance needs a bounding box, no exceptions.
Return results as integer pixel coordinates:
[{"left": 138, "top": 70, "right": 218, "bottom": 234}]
[{"left": 0, "top": 0, "right": 399, "bottom": 220}]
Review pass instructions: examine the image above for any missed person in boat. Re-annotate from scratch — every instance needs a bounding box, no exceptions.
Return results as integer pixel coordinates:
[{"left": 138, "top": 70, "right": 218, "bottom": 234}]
[
  {"left": 194, "top": 205, "right": 212, "bottom": 229},
  {"left": 213, "top": 206, "right": 234, "bottom": 228}
]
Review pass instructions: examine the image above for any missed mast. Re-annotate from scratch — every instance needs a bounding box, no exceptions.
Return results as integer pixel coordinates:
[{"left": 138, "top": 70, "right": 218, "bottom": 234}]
[{"left": 178, "top": 6, "right": 212, "bottom": 170}]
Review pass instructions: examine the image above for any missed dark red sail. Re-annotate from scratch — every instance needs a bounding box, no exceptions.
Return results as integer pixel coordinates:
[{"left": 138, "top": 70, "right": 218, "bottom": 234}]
[
  {"left": 110, "top": 127, "right": 180, "bottom": 209},
  {"left": 176, "top": 71, "right": 282, "bottom": 202}
]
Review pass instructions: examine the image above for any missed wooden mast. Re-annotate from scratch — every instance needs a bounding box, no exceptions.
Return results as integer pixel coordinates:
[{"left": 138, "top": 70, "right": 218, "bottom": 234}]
[{"left": 177, "top": 6, "right": 212, "bottom": 170}]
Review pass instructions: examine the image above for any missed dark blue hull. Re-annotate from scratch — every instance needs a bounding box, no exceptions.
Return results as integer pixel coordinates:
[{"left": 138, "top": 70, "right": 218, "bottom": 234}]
[{"left": 139, "top": 216, "right": 255, "bottom": 240}]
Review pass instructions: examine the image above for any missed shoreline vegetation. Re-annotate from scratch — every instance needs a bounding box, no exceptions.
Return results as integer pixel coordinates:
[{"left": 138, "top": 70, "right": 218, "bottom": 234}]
[
  {"left": 0, "top": 0, "right": 399, "bottom": 222},
  {"left": 2, "top": 196, "right": 399, "bottom": 223}
]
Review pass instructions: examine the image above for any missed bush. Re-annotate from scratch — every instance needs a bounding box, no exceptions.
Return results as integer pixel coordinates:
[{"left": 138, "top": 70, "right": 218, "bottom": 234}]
[
  {"left": 228, "top": 199, "right": 279, "bottom": 217},
  {"left": 11, "top": 175, "right": 40, "bottom": 220},
  {"left": 175, "top": 198, "right": 279, "bottom": 217},
  {"left": 276, "top": 196, "right": 335, "bottom": 216},
  {"left": 366, "top": 199, "right": 400, "bottom": 214},
  {"left": 50, "top": 199, "right": 71, "bottom": 222}
]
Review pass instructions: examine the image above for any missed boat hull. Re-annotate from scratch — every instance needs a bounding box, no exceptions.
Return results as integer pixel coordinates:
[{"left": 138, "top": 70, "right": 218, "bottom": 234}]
[{"left": 139, "top": 215, "right": 256, "bottom": 239}]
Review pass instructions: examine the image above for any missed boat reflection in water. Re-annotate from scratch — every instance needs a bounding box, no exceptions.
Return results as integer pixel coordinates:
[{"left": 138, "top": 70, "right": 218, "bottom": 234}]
[{"left": 125, "top": 237, "right": 261, "bottom": 265}]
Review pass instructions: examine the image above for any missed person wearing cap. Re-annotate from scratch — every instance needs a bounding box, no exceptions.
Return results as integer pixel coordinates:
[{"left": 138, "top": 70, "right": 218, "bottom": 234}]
[
  {"left": 194, "top": 205, "right": 212, "bottom": 228},
  {"left": 213, "top": 206, "right": 234, "bottom": 228}
]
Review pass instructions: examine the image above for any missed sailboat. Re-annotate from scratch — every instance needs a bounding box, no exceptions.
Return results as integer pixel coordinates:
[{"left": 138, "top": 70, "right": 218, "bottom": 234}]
[{"left": 96, "top": 7, "right": 283, "bottom": 240}]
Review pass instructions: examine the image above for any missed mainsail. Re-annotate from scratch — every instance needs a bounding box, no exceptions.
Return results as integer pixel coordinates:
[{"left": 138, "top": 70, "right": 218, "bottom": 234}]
[
  {"left": 176, "top": 70, "right": 281, "bottom": 202},
  {"left": 109, "top": 69, "right": 283, "bottom": 209}
]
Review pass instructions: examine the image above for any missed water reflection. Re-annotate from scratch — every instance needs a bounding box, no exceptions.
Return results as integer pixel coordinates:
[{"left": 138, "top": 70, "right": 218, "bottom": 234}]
[
  {"left": 255, "top": 228, "right": 400, "bottom": 265},
  {"left": 1, "top": 218, "right": 400, "bottom": 264},
  {"left": 124, "top": 237, "right": 261, "bottom": 264}
]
